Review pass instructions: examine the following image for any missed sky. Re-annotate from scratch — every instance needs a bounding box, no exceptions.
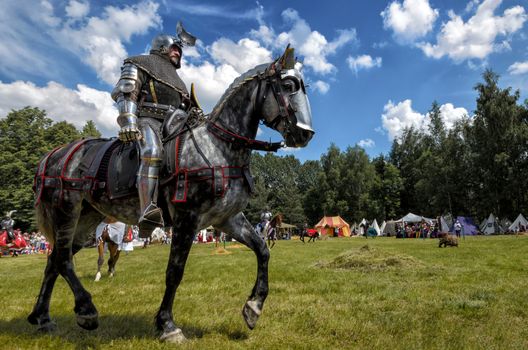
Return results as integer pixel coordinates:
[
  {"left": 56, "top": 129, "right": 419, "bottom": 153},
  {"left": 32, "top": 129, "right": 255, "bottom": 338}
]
[{"left": 0, "top": 0, "right": 527, "bottom": 162}]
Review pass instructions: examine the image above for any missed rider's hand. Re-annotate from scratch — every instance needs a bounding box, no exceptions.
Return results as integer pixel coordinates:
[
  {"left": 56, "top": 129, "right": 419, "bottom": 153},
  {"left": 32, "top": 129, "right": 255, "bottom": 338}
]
[{"left": 118, "top": 125, "right": 142, "bottom": 142}]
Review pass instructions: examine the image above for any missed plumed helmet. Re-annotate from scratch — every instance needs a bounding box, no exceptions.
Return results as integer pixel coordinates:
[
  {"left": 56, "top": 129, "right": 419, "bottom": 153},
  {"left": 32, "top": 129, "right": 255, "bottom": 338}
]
[{"left": 150, "top": 22, "right": 196, "bottom": 69}]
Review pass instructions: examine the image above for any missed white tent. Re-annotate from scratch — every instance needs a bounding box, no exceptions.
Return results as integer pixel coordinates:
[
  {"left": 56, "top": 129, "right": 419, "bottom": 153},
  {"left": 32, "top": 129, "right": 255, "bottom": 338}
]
[
  {"left": 358, "top": 218, "right": 367, "bottom": 235},
  {"left": 481, "top": 213, "right": 504, "bottom": 235},
  {"left": 382, "top": 220, "right": 397, "bottom": 236},
  {"left": 372, "top": 219, "right": 380, "bottom": 236},
  {"left": 509, "top": 214, "right": 528, "bottom": 232},
  {"left": 440, "top": 216, "right": 450, "bottom": 233},
  {"left": 398, "top": 213, "right": 434, "bottom": 224},
  {"left": 380, "top": 221, "right": 386, "bottom": 235}
]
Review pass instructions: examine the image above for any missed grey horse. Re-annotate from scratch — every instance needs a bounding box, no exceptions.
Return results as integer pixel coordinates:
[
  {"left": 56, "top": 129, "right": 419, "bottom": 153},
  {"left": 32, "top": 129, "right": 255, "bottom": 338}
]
[{"left": 28, "top": 46, "right": 314, "bottom": 343}]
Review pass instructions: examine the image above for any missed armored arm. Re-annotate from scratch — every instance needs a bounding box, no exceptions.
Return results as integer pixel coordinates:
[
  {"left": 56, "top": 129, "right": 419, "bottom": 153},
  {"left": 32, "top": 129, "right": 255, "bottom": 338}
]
[{"left": 112, "top": 63, "right": 143, "bottom": 142}]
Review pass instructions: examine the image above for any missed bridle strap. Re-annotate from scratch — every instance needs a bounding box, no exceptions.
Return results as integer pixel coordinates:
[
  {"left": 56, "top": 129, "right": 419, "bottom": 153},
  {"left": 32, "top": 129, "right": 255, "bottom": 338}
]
[{"left": 206, "top": 121, "right": 283, "bottom": 152}]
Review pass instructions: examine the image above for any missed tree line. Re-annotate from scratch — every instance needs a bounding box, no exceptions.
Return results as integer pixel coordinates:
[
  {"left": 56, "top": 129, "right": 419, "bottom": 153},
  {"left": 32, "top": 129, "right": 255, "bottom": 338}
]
[
  {"left": 1, "top": 69, "right": 526, "bottom": 231},
  {"left": 247, "top": 69, "right": 528, "bottom": 227}
]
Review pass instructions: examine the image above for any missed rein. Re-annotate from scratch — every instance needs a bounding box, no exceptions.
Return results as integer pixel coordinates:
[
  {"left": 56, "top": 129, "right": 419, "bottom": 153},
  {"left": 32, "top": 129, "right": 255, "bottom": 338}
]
[{"left": 206, "top": 70, "right": 294, "bottom": 153}]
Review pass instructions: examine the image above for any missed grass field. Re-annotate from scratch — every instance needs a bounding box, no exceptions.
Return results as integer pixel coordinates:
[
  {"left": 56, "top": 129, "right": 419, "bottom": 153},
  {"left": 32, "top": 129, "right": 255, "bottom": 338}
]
[{"left": 1, "top": 235, "right": 528, "bottom": 349}]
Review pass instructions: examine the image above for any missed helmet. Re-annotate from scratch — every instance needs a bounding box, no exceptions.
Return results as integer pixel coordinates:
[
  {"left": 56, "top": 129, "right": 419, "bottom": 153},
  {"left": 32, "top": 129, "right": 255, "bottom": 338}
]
[
  {"left": 150, "top": 35, "right": 183, "bottom": 68},
  {"left": 150, "top": 22, "right": 197, "bottom": 69}
]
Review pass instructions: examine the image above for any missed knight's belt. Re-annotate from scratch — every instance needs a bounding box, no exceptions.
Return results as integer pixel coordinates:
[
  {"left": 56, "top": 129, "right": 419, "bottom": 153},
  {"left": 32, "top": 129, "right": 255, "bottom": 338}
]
[{"left": 138, "top": 102, "right": 176, "bottom": 120}]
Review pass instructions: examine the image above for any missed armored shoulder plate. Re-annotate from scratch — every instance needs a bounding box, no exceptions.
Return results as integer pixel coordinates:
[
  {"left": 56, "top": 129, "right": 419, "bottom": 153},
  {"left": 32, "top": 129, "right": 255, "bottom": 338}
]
[{"left": 111, "top": 63, "right": 140, "bottom": 101}]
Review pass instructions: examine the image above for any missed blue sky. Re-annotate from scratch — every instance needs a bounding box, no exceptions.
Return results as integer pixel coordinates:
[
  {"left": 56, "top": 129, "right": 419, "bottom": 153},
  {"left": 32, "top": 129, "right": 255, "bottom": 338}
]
[{"left": 0, "top": 0, "right": 527, "bottom": 162}]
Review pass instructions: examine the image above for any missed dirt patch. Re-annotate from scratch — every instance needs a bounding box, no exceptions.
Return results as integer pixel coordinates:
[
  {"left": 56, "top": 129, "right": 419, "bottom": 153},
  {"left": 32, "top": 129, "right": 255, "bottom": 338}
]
[
  {"left": 316, "top": 244, "right": 422, "bottom": 272},
  {"left": 212, "top": 247, "right": 232, "bottom": 255}
]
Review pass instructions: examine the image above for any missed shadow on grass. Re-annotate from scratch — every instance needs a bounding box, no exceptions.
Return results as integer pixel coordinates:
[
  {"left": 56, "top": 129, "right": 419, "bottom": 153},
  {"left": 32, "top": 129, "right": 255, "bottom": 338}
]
[{"left": 0, "top": 313, "right": 249, "bottom": 346}]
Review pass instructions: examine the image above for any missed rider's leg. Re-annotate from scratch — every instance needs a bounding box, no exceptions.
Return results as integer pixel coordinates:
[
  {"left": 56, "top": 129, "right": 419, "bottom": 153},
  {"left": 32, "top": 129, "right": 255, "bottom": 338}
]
[{"left": 137, "top": 119, "right": 164, "bottom": 237}]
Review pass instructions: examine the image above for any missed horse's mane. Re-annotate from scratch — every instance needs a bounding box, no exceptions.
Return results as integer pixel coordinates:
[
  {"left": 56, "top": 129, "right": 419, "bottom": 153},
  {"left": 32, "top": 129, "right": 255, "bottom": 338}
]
[
  {"left": 210, "top": 63, "right": 270, "bottom": 119},
  {"left": 269, "top": 213, "right": 283, "bottom": 228}
]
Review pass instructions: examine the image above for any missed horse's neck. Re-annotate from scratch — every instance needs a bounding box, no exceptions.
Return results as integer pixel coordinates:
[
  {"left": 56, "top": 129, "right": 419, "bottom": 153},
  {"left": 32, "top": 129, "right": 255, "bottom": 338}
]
[{"left": 213, "top": 80, "right": 259, "bottom": 141}]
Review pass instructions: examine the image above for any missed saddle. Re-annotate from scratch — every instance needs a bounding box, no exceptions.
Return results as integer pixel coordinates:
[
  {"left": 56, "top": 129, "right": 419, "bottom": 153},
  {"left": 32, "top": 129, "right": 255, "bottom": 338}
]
[{"left": 34, "top": 116, "right": 255, "bottom": 205}]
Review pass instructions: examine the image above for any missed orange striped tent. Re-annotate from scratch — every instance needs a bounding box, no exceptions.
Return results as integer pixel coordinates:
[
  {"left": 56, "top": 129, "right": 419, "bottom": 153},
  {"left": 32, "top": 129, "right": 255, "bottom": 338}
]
[{"left": 314, "top": 216, "right": 351, "bottom": 237}]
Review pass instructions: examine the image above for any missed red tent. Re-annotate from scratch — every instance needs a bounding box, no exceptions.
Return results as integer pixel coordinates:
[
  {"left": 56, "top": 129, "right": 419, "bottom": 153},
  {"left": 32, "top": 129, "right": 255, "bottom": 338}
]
[{"left": 314, "top": 216, "right": 351, "bottom": 237}]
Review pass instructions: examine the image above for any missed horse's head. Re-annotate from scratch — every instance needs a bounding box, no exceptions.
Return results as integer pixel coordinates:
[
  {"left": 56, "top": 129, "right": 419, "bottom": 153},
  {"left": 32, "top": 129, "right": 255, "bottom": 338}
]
[{"left": 258, "top": 46, "right": 314, "bottom": 148}]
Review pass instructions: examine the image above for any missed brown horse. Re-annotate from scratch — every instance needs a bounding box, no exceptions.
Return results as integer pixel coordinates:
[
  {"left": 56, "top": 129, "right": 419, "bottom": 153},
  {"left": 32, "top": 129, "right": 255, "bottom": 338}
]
[
  {"left": 94, "top": 218, "right": 131, "bottom": 281},
  {"left": 265, "top": 213, "right": 282, "bottom": 249}
]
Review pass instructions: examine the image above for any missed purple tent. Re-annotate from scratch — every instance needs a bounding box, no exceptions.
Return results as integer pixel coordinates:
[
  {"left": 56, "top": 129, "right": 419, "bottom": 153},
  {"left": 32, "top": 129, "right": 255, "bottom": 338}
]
[{"left": 450, "top": 216, "right": 479, "bottom": 236}]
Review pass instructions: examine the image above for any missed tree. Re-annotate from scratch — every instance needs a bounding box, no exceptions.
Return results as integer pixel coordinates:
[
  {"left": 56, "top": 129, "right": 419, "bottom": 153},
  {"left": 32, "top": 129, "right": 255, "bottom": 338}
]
[
  {"left": 0, "top": 107, "right": 101, "bottom": 231},
  {"left": 469, "top": 69, "right": 524, "bottom": 219},
  {"left": 81, "top": 120, "right": 102, "bottom": 138}
]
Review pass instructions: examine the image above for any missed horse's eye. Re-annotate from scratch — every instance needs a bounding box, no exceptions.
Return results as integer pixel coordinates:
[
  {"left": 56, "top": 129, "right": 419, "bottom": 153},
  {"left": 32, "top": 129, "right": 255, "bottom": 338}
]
[{"left": 282, "top": 80, "right": 296, "bottom": 93}]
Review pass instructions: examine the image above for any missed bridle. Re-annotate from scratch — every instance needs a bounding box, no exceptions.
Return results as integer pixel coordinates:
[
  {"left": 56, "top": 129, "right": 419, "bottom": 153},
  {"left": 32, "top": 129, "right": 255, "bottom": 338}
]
[{"left": 206, "top": 64, "right": 298, "bottom": 152}]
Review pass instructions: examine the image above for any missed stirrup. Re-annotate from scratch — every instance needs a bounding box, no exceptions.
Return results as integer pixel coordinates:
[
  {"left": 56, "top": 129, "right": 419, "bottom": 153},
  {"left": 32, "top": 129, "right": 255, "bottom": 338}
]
[{"left": 138, "top": 204, "right": 164, "bottom": 238}]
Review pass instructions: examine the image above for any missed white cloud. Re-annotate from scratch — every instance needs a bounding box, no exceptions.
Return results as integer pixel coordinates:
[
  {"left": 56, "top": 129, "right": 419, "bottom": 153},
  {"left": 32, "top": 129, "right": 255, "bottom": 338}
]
[
  {"left": 381, "top": 99, "right": 468, "bottom": 140},
  {"left": 419, "top": 0, "right": 527, "bottom": 62},
  {"left": 272, "top": 9, "right": 357, "bottom": 75},
  {"left": 381, "top": 0, "right": 439, "bottom": 43},
  {"left": 65, "top": 1, "right": 90, "bottom": 19},
  {"left": 438, "top": 103, "right": 468, "bottom": 130},
  {"left": 179, "top": 61, "right": 239, "bottom": 113},
  {"left": 347, "top": 55, "right": 382, "bottom": 74},
  {"left": 0, "top": 80, "right": 117, "bottom": 135},
  {"left": 313, "top": 80, "right": 330, "bottom": 94},
  {"left": 208, "top": 38, "right": 272, "bottom": 74},
  {"left": 358, "top": 139, "right": 375, "bottom": 148},
  {"left": 57, "top": 1, "right": 162, "bottom": 85},
  {"left": 508, "top": 61, "right": 528, "bottom": 75},
  {"left": 250, "top": 25, "right": 275, "bottom": 46}
]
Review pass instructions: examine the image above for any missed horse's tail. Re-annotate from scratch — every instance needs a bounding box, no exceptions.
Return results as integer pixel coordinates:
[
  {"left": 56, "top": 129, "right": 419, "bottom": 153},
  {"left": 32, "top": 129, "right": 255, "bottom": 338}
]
[{"left": 34, "top": 146, "right": 68, "bottom": 247}]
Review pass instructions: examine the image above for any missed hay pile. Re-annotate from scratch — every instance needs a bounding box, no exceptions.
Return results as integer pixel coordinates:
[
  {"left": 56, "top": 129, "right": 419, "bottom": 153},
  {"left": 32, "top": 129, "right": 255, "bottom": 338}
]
[
  {"left": 212, "top": 247, "right": 232, "bottom": 255},
  {"left": 316, "top": 245, "right": 421, "bottom": 272}
]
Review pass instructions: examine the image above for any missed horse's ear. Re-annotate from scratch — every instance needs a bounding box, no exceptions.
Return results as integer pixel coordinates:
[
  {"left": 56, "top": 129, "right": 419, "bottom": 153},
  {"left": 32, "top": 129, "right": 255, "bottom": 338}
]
[{"left": 279, "top": 44, "right": 295, "bottom": 70}]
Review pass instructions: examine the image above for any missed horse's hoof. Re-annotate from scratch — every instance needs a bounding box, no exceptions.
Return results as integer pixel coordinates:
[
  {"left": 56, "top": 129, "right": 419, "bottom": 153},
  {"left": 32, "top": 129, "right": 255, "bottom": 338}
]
[
  {"left": 109, "top": 272, "right": 114, "bottom": 278},
  {"left": 38, "top": 320, "right": 57, "bottom": 333},
  {"left": 76, "top": 312, "right": 99, "bottom": 330},
  {"left": 160, "top": 328, "right": 186, "bottom": 343},
  {"left": 27, "top": 312, "right": 39, "bottom": 325},
  {"left": 94, "top": 272, "right": 101, "bottom": 282},
  {"left": 242, "top": 300, "right": 261, "bottom": 330}
]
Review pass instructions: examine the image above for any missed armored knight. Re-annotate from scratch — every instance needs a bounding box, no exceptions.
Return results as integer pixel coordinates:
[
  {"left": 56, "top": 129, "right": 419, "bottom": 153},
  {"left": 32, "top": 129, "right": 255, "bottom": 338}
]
[
  {"left": 1, "top": 210, "right": 16, "bottom": 242},
  {"left": 112, "top": 22, "right": 197, "bottom": 236}
]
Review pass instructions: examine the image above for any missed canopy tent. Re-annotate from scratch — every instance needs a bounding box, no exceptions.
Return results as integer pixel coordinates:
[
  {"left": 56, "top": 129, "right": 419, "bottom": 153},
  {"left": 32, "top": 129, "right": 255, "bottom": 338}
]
[
  {"left": 450, "top": 216, "right": 479, "bottom": 236},
  {"left": 372, "top": 219, "right": 381, "bottom": 236},
  {"left": 509, "top": 214, "right": 528, "bottom": 232},
  {"left": 481, "top": 213, "right": 504, "bottom": 235},
  {"left": 382, "top": 220, "right": 397, "bottom": 236},
  {"left": 278, "top": 222, "right": 297, "bottom": 229},
  {"left": 315, "top": 216, "right": 351, "bottom": 237},
  {"left": 397, "top": 213, "right": 434, "bottom": 224}
]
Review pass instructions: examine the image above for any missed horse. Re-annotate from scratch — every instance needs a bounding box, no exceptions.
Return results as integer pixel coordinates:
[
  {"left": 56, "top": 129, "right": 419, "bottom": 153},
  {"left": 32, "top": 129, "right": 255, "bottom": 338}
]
[
  {"left": 264, "top": 213, "right": 282, "bottom": 249},
  {"left": 300, "top": 228, "right": 318, "bottom": 243},
  {"left": 28, "top": 46, "right": 314, "bottom": 343},
  {"left": 94, "top": 219, "right": 132, "bottom": 282}
]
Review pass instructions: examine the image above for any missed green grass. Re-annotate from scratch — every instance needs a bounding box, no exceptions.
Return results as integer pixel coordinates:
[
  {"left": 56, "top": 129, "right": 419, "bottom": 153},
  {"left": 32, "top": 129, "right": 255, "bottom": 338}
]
[{"left": 1, "top": 236, "right": 528, "bottom": 349}]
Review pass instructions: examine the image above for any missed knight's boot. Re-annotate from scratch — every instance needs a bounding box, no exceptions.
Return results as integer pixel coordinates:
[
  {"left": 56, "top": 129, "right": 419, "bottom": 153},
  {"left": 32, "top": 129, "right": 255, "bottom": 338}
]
[{"left": 137, "top": 162, "right": 164, "bottom": 238}]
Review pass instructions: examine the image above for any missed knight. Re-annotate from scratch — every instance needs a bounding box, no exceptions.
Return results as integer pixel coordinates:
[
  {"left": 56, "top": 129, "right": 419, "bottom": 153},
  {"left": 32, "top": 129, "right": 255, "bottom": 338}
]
[
  {"left": 112, "top": 22, "right": 197, "bottom": 237},
  {"left": 1, "top": 210, "right": 16, "bottom": 243}
]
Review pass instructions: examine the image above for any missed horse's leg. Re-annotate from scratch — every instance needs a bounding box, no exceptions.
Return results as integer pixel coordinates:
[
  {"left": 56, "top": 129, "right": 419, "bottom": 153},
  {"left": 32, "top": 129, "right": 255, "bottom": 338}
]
[
  {"left": 155, "top": 217, "right": 196, "bottom": 343},
  {"left": 217, "top": 212, "right": 269, "bottom": 330},
  {"left": 51, "top": 199, "right": 99, "bottom": 330},
  {"left": 107, "top": 242, "right": 120, "bottom": 277},
  {"left": 95, "top": 238, "right": 104, "bottom": 281},
  {"left": 27, "top": 247, "right": 59, "bottom": 331}
]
